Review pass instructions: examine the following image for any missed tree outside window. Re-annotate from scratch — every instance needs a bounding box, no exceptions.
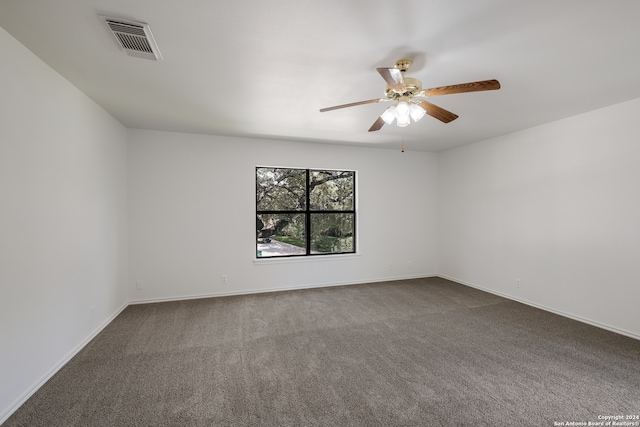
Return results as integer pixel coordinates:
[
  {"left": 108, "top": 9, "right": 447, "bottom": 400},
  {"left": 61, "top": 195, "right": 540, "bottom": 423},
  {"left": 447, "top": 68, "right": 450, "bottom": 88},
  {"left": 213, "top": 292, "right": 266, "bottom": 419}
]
[{"left": 256, "top": 167, "right": 356, "bottom": 258}]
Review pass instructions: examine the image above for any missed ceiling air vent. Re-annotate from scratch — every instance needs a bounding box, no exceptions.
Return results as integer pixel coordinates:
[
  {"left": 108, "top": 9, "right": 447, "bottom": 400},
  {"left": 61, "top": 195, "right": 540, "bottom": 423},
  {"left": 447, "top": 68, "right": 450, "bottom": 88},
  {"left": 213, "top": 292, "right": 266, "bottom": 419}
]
[{"left": 100, "top": 15, "right": 162, "bottom": 60}]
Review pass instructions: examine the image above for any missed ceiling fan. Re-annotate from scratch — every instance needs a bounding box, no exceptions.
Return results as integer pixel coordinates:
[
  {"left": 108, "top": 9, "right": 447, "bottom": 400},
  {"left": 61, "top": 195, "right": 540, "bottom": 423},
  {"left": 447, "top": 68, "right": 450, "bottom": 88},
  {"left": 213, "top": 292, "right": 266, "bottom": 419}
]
[{"left": 319, "top": 59, "right": 500, "bottom": 132}]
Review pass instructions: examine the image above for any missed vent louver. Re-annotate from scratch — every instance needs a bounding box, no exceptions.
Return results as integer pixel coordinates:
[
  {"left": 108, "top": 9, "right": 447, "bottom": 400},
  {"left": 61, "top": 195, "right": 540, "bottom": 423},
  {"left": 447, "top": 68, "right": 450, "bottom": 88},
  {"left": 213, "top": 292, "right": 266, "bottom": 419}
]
[{"left": 100, "top": 16, "right": 162, "bottom": 60}]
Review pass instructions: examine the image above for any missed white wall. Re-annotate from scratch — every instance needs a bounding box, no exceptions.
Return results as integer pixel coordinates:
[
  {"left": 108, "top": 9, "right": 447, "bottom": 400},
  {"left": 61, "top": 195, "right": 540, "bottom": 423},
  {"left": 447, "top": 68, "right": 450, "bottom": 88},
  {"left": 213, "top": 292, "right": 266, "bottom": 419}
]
[
  {"left": 438, "top": 97, "right": 640, "bottom": 339},
  {"left": 128, "top": 130, "right": 438, "bottom": 302},
  {"left": 0, "top": 27, "right": 128, "bottom": 422}
]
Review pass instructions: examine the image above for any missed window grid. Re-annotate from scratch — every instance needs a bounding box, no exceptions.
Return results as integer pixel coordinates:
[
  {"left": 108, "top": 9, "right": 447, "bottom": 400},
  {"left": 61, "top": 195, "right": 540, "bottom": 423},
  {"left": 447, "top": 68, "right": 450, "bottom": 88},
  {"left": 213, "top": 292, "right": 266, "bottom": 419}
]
[{"left": 256, "top": 167, "right": 356, "bottom": 258}]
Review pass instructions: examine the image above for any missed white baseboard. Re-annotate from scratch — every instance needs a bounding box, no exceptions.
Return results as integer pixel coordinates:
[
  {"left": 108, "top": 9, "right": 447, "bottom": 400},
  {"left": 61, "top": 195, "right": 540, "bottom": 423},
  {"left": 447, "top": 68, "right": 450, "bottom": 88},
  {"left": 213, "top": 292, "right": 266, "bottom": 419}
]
[
  {"left": 0, "top": 302, "right": 129, "bottom": 425},
  {"left": 129, "top": 273, "right": 436, "bottom": 305},
  {"left": 438, "top": 274, "right": 640, "bottom": 341}
]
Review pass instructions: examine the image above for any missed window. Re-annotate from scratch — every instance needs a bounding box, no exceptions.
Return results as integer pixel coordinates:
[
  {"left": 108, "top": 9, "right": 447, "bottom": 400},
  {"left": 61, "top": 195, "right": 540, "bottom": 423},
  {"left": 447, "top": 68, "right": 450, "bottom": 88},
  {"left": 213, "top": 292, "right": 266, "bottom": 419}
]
[{"left": 256, "top": 167, "right": 356, "bottom": 258}]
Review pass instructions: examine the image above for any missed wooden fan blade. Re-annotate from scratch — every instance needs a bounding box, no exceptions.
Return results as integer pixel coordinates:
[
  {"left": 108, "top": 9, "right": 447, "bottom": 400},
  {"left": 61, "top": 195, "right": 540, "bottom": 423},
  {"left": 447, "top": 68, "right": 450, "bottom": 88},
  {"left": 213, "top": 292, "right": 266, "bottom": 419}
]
[
  {"left": 377, "top": 68, "right": 406, "bottom": 92},
  {"left": 422, "top": 79, "right": 501, "bottom": 96},
  {"left": 368, "top": 116, "right": 385, "bottom": 132},
  {"left": 416, "top": 100, "right": 459, "bottom": 123},
  {"left": 320, "top": 98, "right": 385, "bottom": 112}
]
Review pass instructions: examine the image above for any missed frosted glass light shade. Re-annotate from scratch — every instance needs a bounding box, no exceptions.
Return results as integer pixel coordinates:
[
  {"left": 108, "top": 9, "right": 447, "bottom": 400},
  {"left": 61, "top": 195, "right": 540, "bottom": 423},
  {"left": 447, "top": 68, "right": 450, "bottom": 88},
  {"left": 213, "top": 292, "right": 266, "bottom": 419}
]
[
  {"left": 381, "top": 105, "right": 396, "bottom": 125},
  {"left": 409, "top": 103, "right": 426, "bottom": 122},
  {"left": 396, "top": 101, "right": 409, "bottom": 117},
  {"left": 396, "top": 113, "right": 410, "bottom": 127},
  {"left": 396, "top": 101, "right": 410, "bottom": 127}
]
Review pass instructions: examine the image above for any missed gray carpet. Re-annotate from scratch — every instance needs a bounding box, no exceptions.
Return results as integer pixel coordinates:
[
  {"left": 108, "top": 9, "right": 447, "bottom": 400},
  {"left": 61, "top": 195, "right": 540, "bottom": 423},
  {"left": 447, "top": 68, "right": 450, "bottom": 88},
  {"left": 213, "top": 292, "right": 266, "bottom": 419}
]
[{"left": 4, "top": 277, "right": 640, "bottom": 426}]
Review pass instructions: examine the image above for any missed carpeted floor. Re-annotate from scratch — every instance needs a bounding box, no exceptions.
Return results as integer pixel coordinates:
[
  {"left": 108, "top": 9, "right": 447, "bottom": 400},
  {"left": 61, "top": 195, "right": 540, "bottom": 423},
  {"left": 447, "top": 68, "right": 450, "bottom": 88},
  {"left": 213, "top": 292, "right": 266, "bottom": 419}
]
[{"left": 4, "top": 277, "right": 640, "bottom": 426}]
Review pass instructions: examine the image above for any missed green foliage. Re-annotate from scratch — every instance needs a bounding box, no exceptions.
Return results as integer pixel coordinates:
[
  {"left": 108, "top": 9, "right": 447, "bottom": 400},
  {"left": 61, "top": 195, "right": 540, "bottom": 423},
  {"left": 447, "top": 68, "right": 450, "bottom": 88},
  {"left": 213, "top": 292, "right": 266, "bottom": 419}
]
[
  {"left": 257, "top": 213, "right": 305, "bottom": 239},
  {"left": 256, "top": 167, "right": 355, "bottom": 255},
  {"left": 256, "top": 168, "right": 306, "bottom": 211},
  {"left": 256, "top": 168, "right": 354, "bottom": 212},
  {"left": 309, "top": 170, "right": 354, "bottom": 210},
  {"left": 312, "top": 236, "right": 353, "bottom": 253},
  {"left": 273, "top": 236, "right": 306, "bottom": 248}
]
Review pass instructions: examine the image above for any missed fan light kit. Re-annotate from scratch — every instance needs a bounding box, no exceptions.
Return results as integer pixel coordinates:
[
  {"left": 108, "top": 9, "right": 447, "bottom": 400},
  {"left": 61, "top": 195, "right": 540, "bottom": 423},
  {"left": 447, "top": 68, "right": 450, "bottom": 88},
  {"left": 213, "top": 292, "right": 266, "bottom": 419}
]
[
  {"left": 320, "top": 59, "right": 500, "bottom": 132},
  {"left": 380, "top": 100, "right": 426, "bottom": 127}
]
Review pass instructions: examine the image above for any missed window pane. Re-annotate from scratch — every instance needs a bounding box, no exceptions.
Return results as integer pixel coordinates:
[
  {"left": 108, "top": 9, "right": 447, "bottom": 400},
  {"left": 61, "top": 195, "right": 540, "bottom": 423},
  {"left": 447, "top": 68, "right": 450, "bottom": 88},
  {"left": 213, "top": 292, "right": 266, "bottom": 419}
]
[
  {"left": 256, "top": 168, "right": 306, "bottom": 211},
  {"left": 310, "top": 213, "right": 354, "bottom": 254},
  {"left": 256, "top": 213, "right": 306, "bottom": 257},
  {"left": 309, "top": 170, "right": 354, "bottom": 211}
]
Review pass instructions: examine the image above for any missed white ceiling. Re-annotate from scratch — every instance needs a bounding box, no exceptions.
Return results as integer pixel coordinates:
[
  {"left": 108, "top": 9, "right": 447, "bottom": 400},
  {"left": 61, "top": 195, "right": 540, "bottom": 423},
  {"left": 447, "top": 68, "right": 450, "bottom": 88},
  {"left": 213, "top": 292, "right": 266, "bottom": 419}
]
[{"left": 2, "top": 0, "right": 640, "bottom": 152}]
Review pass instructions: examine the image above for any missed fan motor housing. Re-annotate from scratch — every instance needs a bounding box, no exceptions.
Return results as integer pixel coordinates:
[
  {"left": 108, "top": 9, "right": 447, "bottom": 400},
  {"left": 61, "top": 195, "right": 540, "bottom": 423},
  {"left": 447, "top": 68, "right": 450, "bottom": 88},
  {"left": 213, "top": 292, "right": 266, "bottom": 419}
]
[{"left": 385, "top": 77, "right": 422, "bottom": 99}]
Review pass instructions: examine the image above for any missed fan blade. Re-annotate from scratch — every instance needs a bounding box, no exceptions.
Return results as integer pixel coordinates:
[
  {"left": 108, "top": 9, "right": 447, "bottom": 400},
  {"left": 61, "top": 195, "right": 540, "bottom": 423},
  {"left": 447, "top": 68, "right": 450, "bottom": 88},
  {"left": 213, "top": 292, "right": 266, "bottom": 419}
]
[
  {"left": 421, "top": 79, "right": 500, "bottom": 97},
  {"left": 377, "top": 68, "right": 406, "bottom": 92},
  {"left": 320, "top": 98, "right": 386, "bottom": 112},
  {"left": 415, "top": 100, "right": 459, "bottom": 123},
  {"left": 368, "top": 116, "right": 385, "bottom": 132}
]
